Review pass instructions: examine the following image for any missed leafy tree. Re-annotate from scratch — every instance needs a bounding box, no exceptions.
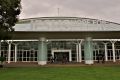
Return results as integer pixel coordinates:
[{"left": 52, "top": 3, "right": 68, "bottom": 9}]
[
  {"left": 0, "top": 0, "right": 21, "bottom": 57},
  {"left": 0, "top": 0, "right": 21, "bottom": 40}
]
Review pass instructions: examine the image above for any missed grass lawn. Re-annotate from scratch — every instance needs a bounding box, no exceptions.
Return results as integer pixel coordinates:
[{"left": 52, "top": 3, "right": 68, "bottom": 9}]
[{"left": 0, "top": 66, "right": 120, "bottom": 80}]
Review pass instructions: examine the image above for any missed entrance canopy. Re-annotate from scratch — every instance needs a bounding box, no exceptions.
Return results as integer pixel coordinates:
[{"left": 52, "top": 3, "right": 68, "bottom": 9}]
[{"left": 13, "top": 17, "right": 120, "bottom": 40}]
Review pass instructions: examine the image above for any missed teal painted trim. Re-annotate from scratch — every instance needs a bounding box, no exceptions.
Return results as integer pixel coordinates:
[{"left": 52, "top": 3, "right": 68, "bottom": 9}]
[
  {"left": 84, "top": 37, "right": 93, "bottom": 60},
  {"left": 38, "top": 41, "right": 47, "bottom": 61}
]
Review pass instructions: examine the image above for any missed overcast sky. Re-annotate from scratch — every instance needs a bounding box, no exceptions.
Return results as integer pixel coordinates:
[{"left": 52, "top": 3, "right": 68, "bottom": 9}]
[{"left": 20, "top": 0, "right": 120, "bottom": 23}]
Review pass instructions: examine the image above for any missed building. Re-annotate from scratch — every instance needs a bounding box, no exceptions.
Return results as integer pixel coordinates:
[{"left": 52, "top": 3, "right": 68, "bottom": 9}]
[{"left": 1, "top": 17, "right": 120, "bottom": 65}]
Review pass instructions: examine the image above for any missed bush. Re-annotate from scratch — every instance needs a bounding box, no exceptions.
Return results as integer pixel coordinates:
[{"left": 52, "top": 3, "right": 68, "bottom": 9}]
[
  {"left": 0, "top": 57, "right": 6, "bottom": 68},
  {"left": 0, "top": 57, "right": 6, "bottom": 63}
]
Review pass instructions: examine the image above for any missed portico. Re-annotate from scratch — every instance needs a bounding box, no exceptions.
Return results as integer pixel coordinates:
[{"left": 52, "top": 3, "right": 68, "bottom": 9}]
[{"left": 1, "top": 38, "right": 120, "bottom": 65}]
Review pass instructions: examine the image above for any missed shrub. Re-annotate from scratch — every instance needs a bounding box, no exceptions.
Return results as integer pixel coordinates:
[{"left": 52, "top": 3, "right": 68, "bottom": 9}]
[
  {"left": 0, "top": 57, "right": 6, "bottom": 63},
  {"left": 0, "top": 57, "right": 6, "bottom": 68}
]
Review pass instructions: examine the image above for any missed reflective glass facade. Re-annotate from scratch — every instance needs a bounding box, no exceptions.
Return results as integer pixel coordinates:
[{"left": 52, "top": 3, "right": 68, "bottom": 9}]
[{"left": 1, "top": 40, "right": 120, "bottom": 63}]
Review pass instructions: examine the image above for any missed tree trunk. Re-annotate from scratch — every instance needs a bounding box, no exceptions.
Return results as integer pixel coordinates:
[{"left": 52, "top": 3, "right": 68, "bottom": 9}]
[{"left": 0, "top": 40, "right": 1, "bottom": 57}]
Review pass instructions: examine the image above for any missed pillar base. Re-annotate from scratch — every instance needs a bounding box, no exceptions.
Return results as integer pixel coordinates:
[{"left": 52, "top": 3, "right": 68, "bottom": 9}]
[
  {"left": 38, "top": 61, "right": 47, "bottom": 65},
  {"left": 85, "top": 60, "right": 94, "bottom": 64}
]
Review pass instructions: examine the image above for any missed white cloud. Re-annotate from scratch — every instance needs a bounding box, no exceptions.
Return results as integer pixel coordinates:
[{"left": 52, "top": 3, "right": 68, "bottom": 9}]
[{"left": 20, "top": 0, "right": 120, "bottom": 23}]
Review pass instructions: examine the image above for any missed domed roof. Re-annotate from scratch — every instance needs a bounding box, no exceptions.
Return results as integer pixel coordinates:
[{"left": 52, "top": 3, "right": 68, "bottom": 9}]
[{"left": 15, "top": 17, "right": 120, "bottom": 32}]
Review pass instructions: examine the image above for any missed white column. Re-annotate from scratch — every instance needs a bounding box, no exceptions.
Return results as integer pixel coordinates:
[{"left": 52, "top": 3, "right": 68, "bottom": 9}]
[
  {"left": 76, "top": 44, "right": 79, "bottom": 62},
  {"left": 69, "top": 50, "right": 72, "bottom": 62},
  {"left": 8, "top": 42, "right": 11, "bottom": 63},
  {"left": 78, "top": 40, "right": 82, "bottom": 62},
  {"left": 14, "top": 44, "right": 18, "bottom": 62},
  {"left": 104, "top": 43, "right": 108, "bottom": 61},
  {"left": 111, "top": 41, "right": 116, "bottom": 62}
]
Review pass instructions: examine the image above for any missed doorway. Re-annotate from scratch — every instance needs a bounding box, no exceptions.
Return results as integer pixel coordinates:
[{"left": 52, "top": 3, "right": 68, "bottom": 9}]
[
  {"left": 52, "top": 49, "right": 72, "bottom": 62},
  {"left": 54, "top": 52, "right": 69, "bottom": 62}
]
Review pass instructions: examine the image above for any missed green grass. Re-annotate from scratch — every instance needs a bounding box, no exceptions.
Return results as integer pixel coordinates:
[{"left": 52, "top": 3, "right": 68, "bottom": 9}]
[{"left": 0, "top": 66, "right": 120, "bottom": 80}]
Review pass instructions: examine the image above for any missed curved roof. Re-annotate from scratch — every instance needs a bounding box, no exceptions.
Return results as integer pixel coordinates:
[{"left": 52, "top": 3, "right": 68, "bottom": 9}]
[{"left": 15, "top": 17, "right": 120, "bottom": 32}]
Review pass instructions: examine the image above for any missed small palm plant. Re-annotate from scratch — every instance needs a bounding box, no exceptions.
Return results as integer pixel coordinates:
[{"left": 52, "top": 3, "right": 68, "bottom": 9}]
[{"left": 0, "top": 57, "right": 6, "bottom": 68}]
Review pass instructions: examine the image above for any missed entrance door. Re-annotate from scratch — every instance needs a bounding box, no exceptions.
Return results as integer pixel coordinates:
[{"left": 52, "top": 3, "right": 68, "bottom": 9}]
[
  {"left": 54, "top": 52, "right": 69, "bottom": 62},
  {"left": 52, "top": 49, "right": 72, "bottom": 62}
]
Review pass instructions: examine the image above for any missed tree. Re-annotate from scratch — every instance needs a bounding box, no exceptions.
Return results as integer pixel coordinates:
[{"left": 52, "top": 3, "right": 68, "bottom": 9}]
[
  {"left": 0, "top": 0, "right": 21, "bottom": 40},
  {"left": 0, "top": 0, "right": 21, "bottom": 58}
]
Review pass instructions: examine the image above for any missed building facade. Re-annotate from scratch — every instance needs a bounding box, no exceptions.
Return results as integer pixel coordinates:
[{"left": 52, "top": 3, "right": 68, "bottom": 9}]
[{"left": 1, "top": 17, "right": 120, "bottom": 65}]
